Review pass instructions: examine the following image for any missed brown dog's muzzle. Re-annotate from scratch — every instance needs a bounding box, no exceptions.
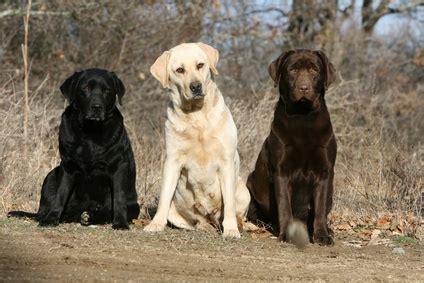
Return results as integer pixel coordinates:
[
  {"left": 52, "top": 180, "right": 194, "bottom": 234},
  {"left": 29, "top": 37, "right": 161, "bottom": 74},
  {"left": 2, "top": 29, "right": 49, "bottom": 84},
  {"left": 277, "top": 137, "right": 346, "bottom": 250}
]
[{"left": 292, "top": 74, "right": 316, "bottom": 103}]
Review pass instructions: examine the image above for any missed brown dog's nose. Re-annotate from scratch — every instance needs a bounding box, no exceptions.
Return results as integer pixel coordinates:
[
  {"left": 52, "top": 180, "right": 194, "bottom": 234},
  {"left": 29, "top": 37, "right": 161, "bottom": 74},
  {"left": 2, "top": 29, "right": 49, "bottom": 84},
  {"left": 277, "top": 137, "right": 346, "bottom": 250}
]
[{"left": 299, "top": 85, "right": 309, "bottom": 93}]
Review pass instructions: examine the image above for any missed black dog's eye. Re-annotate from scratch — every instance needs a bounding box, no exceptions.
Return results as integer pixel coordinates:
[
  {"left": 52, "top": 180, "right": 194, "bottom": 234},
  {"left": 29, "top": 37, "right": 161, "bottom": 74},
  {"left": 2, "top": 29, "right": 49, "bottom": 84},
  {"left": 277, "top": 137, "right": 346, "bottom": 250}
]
[
  {"left": 176, "top": 67, "right": 185, "bottom": 74},
  {"left": 197, "top": 63, "right": 204, "bottom": 69},
  {"left": 82, "top": 85, "right": 89, "bottom": 93}
]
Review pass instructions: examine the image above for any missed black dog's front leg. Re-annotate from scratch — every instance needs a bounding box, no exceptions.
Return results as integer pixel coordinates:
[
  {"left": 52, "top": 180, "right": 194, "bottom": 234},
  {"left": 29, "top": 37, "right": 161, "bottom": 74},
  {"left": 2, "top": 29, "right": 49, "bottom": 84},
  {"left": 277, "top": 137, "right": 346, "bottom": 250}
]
[
  {"left": 274, "top": 173, "right": 293, "bottom": 242},
  {"left": 39, "top": 167, "right": 75, "bottom": 227},
  {"left": 112, "top": 162, "right": 130, "bottom": 230}
]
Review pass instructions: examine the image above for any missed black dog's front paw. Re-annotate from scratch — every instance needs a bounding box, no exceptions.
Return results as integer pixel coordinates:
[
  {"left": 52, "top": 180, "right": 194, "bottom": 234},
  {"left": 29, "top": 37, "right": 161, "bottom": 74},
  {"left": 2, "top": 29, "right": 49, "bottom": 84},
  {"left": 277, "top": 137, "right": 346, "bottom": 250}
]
[
  {"left": 39, "top": 217, "right": 59, "bottom": 227},
  {"left": 112, "top": 222, "right": 129, "bottom": 230},
  {"left": 313, "top": 233, "right": 334, "bottom": 246},
  {"left": 38, "top": 211, "right": 60, "bottom": 227}
]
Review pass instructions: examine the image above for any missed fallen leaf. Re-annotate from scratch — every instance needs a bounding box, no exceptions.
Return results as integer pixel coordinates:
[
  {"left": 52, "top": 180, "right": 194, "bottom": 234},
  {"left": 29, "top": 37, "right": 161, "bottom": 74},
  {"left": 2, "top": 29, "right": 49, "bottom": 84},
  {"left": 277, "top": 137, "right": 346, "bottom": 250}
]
[
  {"left": 358, "top": 230, "right": 372, "bottom": 241},
  {"left": 368, "top": 229, "right": 382, "bottom": 245},
  {"left": 376, "top": 215, "right": 391, "bottom": 230},
  {"left": 336, "top": 223, "right": 351, "bottom": 231},
  {"left": 132, "top": 218, "right": 150, "bottom": 226}
]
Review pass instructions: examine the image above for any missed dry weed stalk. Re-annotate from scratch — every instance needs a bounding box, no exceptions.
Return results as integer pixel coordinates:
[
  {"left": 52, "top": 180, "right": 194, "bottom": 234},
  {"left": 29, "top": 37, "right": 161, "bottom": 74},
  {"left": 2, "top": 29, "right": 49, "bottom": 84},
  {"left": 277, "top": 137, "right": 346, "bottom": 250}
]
[{"left": 21, "top": 0, "right": 31, "bottom": 158}]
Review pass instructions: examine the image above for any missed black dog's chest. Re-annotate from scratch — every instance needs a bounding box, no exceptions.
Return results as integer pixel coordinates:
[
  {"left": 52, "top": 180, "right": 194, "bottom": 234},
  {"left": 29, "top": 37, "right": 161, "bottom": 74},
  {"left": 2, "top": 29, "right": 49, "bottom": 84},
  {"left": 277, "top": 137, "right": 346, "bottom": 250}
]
[
  {"left": 61, "top": 134, "right": 123, "bottom": 177},
  {"left": 74, "top": 139, "right": 107, "bottom": 162}
]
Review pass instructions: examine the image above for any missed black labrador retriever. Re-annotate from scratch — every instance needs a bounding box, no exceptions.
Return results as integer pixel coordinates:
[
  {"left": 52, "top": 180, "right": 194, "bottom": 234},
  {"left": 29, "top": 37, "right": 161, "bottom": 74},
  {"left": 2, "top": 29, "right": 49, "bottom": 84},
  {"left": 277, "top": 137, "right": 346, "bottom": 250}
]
[{"left": 8, "top": 69, "right": 140, "bottom": 229}]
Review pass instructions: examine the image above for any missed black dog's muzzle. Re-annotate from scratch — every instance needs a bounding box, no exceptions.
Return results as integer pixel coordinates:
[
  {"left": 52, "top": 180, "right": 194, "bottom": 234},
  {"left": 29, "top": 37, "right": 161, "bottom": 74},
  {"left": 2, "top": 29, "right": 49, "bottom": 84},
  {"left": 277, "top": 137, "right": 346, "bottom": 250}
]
[{"left": 85, "top": 103, "right": 105, "bottom": 121}]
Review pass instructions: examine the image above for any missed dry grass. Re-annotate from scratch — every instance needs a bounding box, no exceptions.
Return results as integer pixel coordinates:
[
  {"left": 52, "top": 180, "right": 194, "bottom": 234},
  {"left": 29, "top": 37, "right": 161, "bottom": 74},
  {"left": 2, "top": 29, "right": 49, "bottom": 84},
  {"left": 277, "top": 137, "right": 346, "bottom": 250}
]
[{"left": 1, "top": 73, "right": 422, "bottom": 219}]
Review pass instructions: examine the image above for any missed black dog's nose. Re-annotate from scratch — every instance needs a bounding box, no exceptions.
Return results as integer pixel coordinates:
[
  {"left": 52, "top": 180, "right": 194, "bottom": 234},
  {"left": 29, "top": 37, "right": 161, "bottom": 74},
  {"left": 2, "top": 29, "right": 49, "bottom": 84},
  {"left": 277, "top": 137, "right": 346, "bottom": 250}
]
[
  {"left": 91, "top": 104, "right": 102, "bottom": 111},
  {"left": 190, "top": 81, "right": 202, "bottom": 93}
]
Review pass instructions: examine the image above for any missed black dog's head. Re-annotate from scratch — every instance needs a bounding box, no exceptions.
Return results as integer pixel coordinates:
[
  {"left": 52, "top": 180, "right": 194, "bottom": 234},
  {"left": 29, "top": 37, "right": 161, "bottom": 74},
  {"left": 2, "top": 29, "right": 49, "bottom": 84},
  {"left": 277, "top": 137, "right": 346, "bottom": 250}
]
[
  {"left": 60, "top": 69, "right": 125, "bottom": 122},
  {"left": 268, "top": 50, "right": 336, "bottom": 114}
]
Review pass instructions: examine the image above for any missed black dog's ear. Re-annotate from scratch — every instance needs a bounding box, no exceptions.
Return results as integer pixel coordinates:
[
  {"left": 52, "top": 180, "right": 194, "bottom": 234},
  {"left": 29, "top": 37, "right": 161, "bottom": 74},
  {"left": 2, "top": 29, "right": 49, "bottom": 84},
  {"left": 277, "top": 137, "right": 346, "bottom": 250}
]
[
  {"left": 313, "top": 50, "right": 336, "bottom": 90},
  {"left": 60, "top": 71, "right": 82, "bottom": 103},
  {"left": 110, "top": 72, "right": 125, "bottom": 105},
  {"left": 268, "top": 50, "right": 295, "bottom": 88}
]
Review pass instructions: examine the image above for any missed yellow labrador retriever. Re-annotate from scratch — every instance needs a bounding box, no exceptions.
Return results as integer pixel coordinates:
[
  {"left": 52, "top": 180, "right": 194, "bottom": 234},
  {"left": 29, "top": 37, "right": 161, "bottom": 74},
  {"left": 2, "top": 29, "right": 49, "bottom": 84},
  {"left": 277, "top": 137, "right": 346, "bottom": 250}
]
[{"left": 144, "top": 42, "right": 250, "bottom": 238}]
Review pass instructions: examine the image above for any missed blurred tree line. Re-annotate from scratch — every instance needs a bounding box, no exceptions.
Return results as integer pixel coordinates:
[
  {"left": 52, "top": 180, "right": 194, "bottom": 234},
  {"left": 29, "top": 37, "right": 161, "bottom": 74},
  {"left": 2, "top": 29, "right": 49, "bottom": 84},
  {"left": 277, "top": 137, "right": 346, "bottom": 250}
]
[{"left": 0, "top": 0, "right": 422, "bottom": 94}]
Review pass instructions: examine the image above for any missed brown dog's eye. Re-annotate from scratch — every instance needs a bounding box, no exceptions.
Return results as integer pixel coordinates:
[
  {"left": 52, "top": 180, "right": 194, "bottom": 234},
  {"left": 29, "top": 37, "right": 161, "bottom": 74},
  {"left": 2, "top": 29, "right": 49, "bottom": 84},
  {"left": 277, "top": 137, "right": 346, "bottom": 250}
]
[
  {"left": 289, "top": 69, "right": 297, "bottom": 74},
  {"left": 176, "top": 67, "right": 185, "bottom": 74},
  {"left": 197, "top": 63, "right": 204, "bottom": 69},
  {"left": 309, "top": 68, "right": 318, "bottom": 75}
]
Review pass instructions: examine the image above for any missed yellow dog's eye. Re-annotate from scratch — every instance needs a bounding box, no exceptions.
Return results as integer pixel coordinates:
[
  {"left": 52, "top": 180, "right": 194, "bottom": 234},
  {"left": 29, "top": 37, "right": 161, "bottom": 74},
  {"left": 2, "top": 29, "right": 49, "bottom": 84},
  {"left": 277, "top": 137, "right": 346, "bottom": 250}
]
[
  {"left": 197, "top": 63, "right": 204, "bottom": 69},
  {"left": 176, "top": 67, "right": 184, "bottom": 74}
]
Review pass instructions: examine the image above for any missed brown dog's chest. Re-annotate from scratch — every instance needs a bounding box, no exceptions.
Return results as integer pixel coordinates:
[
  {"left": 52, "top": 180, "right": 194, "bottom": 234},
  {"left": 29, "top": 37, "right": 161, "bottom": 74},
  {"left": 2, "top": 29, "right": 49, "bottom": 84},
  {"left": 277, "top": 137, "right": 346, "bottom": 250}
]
[
  {"left": 281, "top": 145, "right": 331, "bottom": 181},
  {"left": 268, "top": 122, "right": 335, "bottom": 182}
]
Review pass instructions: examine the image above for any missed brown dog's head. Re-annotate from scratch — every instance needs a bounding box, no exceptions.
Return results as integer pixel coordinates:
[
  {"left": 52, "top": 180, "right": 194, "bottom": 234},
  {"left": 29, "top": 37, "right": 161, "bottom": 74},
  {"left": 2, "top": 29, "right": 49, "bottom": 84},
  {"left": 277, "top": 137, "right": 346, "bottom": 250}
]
[{"left": 269, "top": 49, "right": 336, "bottom": 114}]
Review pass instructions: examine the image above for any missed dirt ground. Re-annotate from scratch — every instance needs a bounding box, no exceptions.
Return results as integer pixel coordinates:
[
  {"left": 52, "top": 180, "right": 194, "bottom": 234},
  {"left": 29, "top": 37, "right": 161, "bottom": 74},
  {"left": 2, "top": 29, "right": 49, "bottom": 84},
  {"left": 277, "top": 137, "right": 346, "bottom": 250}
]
[{"left": 1, "top": 216, "right": 423, "bottom": 282}]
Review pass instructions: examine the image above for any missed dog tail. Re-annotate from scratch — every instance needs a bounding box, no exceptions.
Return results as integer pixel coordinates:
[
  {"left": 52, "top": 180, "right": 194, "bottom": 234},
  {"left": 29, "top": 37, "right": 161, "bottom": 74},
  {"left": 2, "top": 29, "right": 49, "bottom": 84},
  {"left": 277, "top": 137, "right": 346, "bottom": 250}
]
[
  {"left": 286, "top": 220, "right": 309, "bottom": 249},
  {"left": 7, "top": 211, "right": 38, "bottom": 219}
]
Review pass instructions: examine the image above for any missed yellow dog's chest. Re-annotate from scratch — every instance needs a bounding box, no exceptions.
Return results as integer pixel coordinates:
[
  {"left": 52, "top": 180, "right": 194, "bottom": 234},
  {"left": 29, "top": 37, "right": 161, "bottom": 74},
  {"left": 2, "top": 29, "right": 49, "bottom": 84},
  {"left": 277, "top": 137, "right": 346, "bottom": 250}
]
[{"left": 175, "top": 125, "right": 225, "bottom": 166}]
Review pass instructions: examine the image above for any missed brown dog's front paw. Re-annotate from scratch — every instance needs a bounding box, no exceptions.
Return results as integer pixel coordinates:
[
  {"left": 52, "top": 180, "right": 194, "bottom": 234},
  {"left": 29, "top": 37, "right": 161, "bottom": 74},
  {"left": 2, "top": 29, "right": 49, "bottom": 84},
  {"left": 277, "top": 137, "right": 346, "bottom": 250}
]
[
  {"left": 277, "top": 233, "right": 288, "bottom": 242},
  {"left": 313, "top": 234, "right": 334, "bottom": 246}
]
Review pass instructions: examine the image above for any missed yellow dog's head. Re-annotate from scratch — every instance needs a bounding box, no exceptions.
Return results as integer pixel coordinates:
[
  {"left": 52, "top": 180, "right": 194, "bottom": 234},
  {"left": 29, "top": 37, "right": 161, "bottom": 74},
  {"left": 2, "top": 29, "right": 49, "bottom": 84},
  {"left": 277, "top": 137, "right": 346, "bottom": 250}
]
[{"left": 150, "top": 42, "right": 219, "bottom": 110}]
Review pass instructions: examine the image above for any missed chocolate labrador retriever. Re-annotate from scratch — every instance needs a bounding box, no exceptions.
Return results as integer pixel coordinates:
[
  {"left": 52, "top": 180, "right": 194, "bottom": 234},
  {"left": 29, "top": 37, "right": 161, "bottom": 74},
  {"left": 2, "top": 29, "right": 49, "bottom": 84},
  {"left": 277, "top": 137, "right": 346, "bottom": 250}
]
[
  {"left": 8, "top": 69, "right": 140, "bottom": 229},
  {"left": 247, "top": 50, "right": 337, "bottom": 246}
]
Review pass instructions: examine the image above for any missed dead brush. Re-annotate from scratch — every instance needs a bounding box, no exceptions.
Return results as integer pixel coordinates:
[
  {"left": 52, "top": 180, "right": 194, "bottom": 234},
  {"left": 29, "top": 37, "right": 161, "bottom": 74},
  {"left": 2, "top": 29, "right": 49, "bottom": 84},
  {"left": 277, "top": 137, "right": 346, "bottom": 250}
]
[
  {"left": 327, "top": 75, "right": 423, "bottom": 217},
  {"left": 1, "top": 74, "right": 422, "bottom": 229}
]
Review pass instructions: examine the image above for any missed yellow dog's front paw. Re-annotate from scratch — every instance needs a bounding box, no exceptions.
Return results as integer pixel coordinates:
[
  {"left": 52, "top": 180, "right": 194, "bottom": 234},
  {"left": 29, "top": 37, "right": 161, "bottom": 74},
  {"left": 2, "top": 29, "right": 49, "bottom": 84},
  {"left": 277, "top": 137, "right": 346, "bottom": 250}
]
[
  {"left": 222, "top": 228, "right": 241, "bottom": 239},
  {"left": 144, "top": 222, "right": 166, "bottom": 232}
]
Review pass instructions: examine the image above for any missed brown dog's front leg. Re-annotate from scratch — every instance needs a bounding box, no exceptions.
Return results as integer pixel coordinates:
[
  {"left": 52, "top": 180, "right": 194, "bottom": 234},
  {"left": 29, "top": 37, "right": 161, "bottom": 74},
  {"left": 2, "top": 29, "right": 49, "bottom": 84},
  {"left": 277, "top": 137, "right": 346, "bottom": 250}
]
[
  {"left": 313, "top": 178, "right": 334, "bottom": 246},
  {"left": 274, "top": 173, "right": 293, "bottom": 242}
]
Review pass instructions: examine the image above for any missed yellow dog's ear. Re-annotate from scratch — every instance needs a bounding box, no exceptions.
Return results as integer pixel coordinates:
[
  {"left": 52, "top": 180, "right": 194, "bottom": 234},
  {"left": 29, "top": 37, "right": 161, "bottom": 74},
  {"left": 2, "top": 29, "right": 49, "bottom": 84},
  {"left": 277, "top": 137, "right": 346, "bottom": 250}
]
[
  {"left": 196, "top": 42, "right": 219, "bottom": 75},
  {"left": 150, "top": 51, "right": 171, "bottom": 88}
]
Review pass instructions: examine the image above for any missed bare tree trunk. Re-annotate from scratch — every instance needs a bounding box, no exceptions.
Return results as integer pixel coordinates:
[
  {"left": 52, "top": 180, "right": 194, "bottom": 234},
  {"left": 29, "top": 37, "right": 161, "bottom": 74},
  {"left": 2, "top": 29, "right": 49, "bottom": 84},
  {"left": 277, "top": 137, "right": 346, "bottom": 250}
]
[
  {"left": 287, "top": 0, "right": 338, "bottom": 48},
  {"left": 175, "top": 0, "right": 206, "bottom": 43},
  {"left": 362, "top": 0, "right": 390, "bottom": 33}
]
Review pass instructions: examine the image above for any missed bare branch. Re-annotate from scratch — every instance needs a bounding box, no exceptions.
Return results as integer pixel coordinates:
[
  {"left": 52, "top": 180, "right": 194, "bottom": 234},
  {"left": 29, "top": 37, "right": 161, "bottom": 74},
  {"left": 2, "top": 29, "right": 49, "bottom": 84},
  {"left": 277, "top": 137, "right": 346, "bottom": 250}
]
[
  {"left": 22, "top": 0, "right": 31, "bottom": 158},
  {"left": 362, "top": 0, "right": 423, "bottom": 33},
  {"left": 0, "top": 9, "right": 70, "bottom": 19}
]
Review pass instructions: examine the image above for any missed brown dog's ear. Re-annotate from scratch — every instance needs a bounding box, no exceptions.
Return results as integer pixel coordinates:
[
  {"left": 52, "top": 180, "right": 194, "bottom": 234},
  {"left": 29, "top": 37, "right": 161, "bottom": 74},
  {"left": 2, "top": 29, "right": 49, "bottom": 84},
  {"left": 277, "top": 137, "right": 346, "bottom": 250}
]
[
  {"left": 268, "top": 50, "right": 295, "bottom": 88},
  {"left": 150, "top": 51, "right": 171, "bottom": 88},
  {"left": 110, "top": 72, "right": 125, "bottom": 105},
  {"left": 196, "top": 42, "right": 219, "bottom": 75},
  {"left": 60, "top": 71, "right": 82, "bottom": 104},
  {"left": 313, "top": 50, "right": 336, "bottom": 90}
]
